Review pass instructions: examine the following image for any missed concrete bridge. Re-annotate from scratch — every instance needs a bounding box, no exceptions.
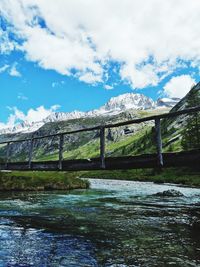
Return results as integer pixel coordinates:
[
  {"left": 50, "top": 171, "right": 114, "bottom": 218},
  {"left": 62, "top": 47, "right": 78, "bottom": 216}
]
[{"left": 0, "top": 106, "right": 200, "bottom": 171}]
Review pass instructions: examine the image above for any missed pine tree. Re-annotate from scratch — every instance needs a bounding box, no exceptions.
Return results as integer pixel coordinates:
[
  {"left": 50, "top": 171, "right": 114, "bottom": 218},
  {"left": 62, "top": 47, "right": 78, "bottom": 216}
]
[{"left": 181, "top": 87, "right": 200, "bottom": 150}]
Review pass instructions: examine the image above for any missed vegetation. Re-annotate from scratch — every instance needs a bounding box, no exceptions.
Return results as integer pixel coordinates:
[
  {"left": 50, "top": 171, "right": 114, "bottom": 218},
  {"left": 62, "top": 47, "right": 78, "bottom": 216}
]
[
  {"left": 181, "top": 88, "right": 200, "bottom": 150},
  {"left": 0, "top": 86, "right": 200, "bottom": 189},
  {"left": 80, "top": 167, "right": 200, "bottom": 187},
  {"left": 0, "top": 171, "right": 89, "bottom": 191},
  {"left": 1, "top": 167, "right": 199, "bottom": 192},
  {"left": 37, "top": 126, "right": 155, "bottom": 161}
]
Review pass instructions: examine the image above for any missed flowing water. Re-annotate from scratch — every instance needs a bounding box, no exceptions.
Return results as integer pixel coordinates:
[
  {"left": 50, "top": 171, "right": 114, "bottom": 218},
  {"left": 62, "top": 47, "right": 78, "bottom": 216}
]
[{"left": 0, "top": 179, "right": 200, "bottom": 267}]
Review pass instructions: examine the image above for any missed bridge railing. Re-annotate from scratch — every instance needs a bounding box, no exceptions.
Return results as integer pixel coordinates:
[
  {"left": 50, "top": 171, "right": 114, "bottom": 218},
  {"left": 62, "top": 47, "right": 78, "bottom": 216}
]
[{"left": 0, "top": 105, "right": 200, "bottom": 170}]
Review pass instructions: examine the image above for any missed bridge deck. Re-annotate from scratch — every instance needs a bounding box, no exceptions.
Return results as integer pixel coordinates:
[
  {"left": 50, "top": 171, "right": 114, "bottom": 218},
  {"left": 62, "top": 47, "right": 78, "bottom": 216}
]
[
  {"left": 1, "top": 106, "right": 200, "bottom": 172},
  {"left": 1, "top": 150, "right": 199, "bottom": 171}
]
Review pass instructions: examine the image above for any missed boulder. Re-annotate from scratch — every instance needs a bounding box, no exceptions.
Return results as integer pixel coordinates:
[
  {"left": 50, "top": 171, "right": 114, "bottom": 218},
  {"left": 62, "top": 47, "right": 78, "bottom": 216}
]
[{"left": 154, "top": 189, "right": 184, "bottom": 197}]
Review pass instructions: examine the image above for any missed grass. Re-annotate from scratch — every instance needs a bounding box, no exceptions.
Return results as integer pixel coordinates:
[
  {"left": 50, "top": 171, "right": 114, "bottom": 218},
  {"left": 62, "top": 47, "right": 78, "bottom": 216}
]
[
  {"left": 36, "top": 124, "right": 185, "bottom": 161},
  {"left": 1, "top": 111, "right": 199, "bottom": 188},
  {"left": 79, "top": 168, "right": 200, "bottom": 187},
  {"left": 0, "top": 167, "right": 199, "bottom": 191},
  {"left": 0, "top": 171, "right": 90, "bottom": 191},
  {"left": 37, "top": 127, "right": 154, "bottom": 161}
]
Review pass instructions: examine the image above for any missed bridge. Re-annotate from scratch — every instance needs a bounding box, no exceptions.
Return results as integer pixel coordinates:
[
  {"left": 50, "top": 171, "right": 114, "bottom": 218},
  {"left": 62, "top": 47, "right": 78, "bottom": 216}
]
[{"left": 0, "top": 106, "right": 200, "bottom": 172}]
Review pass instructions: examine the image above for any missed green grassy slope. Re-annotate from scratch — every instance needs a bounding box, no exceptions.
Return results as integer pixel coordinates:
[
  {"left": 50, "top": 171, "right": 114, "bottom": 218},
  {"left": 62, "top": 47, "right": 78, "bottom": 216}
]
[
  {"left": 80, "top": 168, "right": 200, "bottom": 187},
  {"left": 0, "top": 171, "right": 89, "bottom": 191}
]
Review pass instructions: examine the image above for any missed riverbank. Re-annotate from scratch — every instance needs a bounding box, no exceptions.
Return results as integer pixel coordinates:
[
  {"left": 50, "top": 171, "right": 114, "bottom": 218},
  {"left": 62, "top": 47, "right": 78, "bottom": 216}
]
[
  {"left": 0, "top": 171, "right": 89, "bottom": 191},
  {"left": 0, "top": 178, "right": 200, "bottom": 266},
  {"left": 0, "top": 167, "right": 199, "bottom": 191},
  {"left": 80, "top": 167, "right": 200, "bottom": 187}
]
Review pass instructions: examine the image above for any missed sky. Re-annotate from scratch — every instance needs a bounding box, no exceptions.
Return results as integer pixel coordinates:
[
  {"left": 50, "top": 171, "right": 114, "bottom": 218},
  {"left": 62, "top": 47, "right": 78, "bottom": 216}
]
[{"left": 0, "top": 0, "right": 200, "bottom": 129}]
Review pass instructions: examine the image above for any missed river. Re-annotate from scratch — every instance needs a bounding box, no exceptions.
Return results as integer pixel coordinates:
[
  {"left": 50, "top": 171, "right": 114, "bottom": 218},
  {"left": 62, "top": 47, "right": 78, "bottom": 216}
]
[{"left": 0, "top": 179, "right": 200, "bottom": 266}]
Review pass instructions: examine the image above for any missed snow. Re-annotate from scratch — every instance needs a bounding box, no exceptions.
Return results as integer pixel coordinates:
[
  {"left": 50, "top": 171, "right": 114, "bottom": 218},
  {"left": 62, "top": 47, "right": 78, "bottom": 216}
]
[{"left": 0, "top": 93, "right": 179, "bottom": 135}]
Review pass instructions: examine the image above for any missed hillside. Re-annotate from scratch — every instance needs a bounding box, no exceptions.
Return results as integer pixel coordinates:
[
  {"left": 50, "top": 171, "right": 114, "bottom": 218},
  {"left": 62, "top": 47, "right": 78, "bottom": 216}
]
[
  {"left": 0, "top": 83, "right": 199, "bottom": 163},
  {"left": 0, "top": 93, "right": 178, "bottom": 135},
  {"left": 0, "top": 109, "right": 164, "bottom": 162}
]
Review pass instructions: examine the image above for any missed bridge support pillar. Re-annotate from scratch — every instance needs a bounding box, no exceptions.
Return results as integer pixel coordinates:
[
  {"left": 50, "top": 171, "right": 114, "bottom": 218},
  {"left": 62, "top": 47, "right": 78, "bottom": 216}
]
[
  {"left": 5, "top": 142, "right": 10, "bottom": 169},
  {"left": 155, "top": 118, "right": 163, "bottom": 167},
  {"left": 59, "top": 134, "right": 64, "bottom": 170},
  {"left": 29, "top": 138, "right": 34, "bottom": 169},
  {"left": 100, "top": 127, "right": 106, "bottom": 169}
]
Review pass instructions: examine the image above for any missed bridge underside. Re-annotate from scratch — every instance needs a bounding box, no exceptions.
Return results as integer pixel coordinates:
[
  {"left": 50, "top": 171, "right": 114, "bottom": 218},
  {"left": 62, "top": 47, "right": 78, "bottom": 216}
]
[{"left": 0, "top": 150, "right": 199, "bottom": 171}]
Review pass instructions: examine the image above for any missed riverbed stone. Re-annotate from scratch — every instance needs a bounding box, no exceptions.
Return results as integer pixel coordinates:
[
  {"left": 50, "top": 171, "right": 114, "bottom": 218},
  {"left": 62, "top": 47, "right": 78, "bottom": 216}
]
[{"left": 154, "top": 189, "right": 184, "bottom": 197}]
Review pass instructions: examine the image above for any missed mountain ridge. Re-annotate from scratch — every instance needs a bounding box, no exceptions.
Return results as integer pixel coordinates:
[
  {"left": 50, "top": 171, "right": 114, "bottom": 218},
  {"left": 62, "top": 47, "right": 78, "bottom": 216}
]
[
  {"left": 0, "top": 82, "right": 199, "bottom": 162},
  {"left": 0, "top": 93, "right": 180, "bottom": 135}
]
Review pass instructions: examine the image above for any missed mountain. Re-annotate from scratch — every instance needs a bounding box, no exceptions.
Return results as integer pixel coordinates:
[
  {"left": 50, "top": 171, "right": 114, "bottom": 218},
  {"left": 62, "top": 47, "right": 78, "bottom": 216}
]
[
  {"left": 99, "top": 93, "right": 155, "bottom": 112},
  {"left": 0, "top": 93, "right": 174, "bottom": 135},
  {"left": 0, "top": 121, "right": 44, "bottom": 135},
  {"left": 156, "top": 97, "right": 180, "bottom": 108},
  {"left": 0, "top": 82, "right": 199, "bottom": 162}
]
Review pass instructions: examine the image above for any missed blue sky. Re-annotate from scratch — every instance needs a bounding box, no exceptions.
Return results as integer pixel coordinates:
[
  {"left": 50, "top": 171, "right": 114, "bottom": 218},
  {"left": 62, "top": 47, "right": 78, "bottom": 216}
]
[{"left": 0, "top": 0, "right": 199, "bottom": 129}]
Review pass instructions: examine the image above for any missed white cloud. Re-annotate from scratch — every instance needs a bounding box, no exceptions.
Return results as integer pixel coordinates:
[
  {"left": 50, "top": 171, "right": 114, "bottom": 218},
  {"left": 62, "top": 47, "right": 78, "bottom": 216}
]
[
  {"left": 120, "top": 64, "right": 162, "bottom": 89},
  {"left": 52, "top": 82, "right": 56, "bottom": 88},
  {"left": 78, "top": 72, "right": 102, "bottom": 84},
  {"left": 0, "top": 28, "right": 17, "bottom": 54},
  {"left": 9, "top": 63, "right": 21, "bottom": 77},
  {"left": 0, "top": 64, "right": 9, "bottom": 73},
  {"left": 52, "top": 80, "right": 65, "bottom": 88},
  {"left": 25, "top": 105, "right": 60, "bottom": 123},
  {"left": 163, "top": 75, "right": 196, "bottom": 98},
  {"left": 0, "top": 63, "right": 21, "bottom": 77},
  {"left": 17, "top": 93, "right": 28, "bottom": 100},
  {"left": 0, "top": 115, "right": 15, "bottom": 130},
  {"left": 0, "top": 0, "right": 200, "bottom": 88},
  {"left": 104, "top": 84, "right": 113, "bottom": 90},
  {"left": 0, "top": 107, "right": 25, "bottom": 130},
  {"left": 0, "top": 105, "right": 60, "bottom": 130}
]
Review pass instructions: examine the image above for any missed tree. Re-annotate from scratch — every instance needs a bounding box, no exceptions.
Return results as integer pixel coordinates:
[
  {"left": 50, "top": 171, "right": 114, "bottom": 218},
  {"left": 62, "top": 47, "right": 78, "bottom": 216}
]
[{"left": 181, "top": 87, "right": 200, "bottom": 150}]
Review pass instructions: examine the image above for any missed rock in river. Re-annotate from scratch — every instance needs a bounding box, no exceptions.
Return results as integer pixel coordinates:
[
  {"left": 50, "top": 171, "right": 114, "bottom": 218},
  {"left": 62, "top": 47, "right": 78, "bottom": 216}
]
[{"left": 154, "top": 189, "right": 184, "bottom": 197}]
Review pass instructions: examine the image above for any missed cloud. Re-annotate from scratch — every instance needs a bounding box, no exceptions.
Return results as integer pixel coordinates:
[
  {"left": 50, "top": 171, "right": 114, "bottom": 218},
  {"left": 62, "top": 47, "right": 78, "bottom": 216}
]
[
  {"left": 0, "top": 63, "right": 21, "bottom": 77},
  {"left": 0, "top": 116, "right": 15, "bottom": 130},
  {"left": 25, "top": 105, "right": 60, "bottom": 123},
  {"left": 0, "top": 107, "right": 25, "bottom": 130},
  {"left": 120, "top": 64, "right": 162, "bottom": 89},
  {"left": 17, "top": 93, "right": 28, "bottom": 100},
  {"left": 52, "top": 82, "right": 57, "bottom": 88},
  {"left": 78, "top": 72, "right": 102, "bottom": 84},
  {"left": 0, "top": 0, "right": 200, "bottom": 88},
  {"left": 0, "top": 28, "right": 17, "bottom": 54},
  {"left": 0, "top": 105, "right": 60, "bottom": 130},
  {"left": 0, "top": 64, "right": 9, "bottom": 73},
  {"left": 9, "top": 63, "right": 21, "bottom": 77},
  {"left": 104, "top": 84, "right": 113, "bottom": 90},
  {"left": 52, "top": 80, "right": 65, "bottom": 88},
  {"left": 163, "top": 75, "right": 196, "bottom": 98}
]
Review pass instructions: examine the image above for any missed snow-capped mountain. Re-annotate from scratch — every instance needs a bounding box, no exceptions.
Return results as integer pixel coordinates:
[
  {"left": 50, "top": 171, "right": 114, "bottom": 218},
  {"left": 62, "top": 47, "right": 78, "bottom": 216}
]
[
  {"left": 157, "top": 97, "right": 180, "bottom": 108},
  {"left": 44, "top": 111, "right": 86, "bottom": 123},
  {"left": 100, "top": 93, "right": 155, "bottom": 112},
  {"left": 46, "top": 93, "right": 156, "bottom": 122},
  {"left": 0, "top": 93, "right": 178, "bottom": 135},
  {"left": 0, "top": 121, "right": 44, "bottom": 135}
]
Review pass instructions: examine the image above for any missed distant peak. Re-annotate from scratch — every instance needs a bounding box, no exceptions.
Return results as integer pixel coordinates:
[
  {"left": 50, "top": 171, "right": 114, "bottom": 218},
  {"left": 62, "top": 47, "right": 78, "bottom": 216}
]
[
  {"left": 101, "top": 93, "right": 155, "bottom": 111},
  {"left": 0, "top": 92, "right": 179, "bottom": 135}
]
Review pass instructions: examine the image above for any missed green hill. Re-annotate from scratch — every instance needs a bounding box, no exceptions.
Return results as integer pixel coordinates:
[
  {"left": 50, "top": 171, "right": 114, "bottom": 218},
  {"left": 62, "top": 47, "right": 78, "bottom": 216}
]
[{"left": 0, "top": 82, "right": 200, "bottom": 164}]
